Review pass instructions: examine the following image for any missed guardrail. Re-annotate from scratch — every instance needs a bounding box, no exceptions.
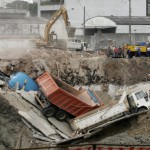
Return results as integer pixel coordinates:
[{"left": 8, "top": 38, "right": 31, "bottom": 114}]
[{"left": 12, "top": 144, "right": 150, "bottom": 150}]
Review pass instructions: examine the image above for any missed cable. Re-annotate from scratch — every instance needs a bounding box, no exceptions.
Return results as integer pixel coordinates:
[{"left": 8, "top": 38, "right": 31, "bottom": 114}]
[{"left": 77, "top": 0, "right": 96, "bottom": 26}]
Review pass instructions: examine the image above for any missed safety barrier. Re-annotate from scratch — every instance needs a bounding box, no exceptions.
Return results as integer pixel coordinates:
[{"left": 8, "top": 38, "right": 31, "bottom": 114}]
[
  {"left": 67, "top": 145, "right": 150, "bottom": 150},
  {"left": 12, "top": 144, "right": 150, "bottom": 150}
]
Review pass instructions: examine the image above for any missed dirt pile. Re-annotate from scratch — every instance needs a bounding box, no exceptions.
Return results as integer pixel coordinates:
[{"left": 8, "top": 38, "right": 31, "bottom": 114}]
[
  {"left": 87, "top": 112, "right": 150, "bottom": 145},
  {"left": 0, "top": 48, "right": 149, "bottom": 87},
  {"left": 104, "top": 58, "right": 150, "bottom": 85}
]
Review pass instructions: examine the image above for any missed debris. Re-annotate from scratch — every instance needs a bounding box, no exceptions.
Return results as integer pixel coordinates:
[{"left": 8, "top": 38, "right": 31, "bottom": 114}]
[
  {"left": 19, "top": 110, "right": 57, "bottom": 137},
  {"left": 0, "top": 46, "right": 150, "bottom": 149},
  {"left": 18, "top": 90, "right": 41, "bottom": 110},
  {"left": 0, "top": 80, "right": 5, "bottom": 86},
  {"left": 33, "top": 133, "right": 54, "bottom": 142},
  {"left": 48, "top": 117, "right": 73, "bottom": 138}
]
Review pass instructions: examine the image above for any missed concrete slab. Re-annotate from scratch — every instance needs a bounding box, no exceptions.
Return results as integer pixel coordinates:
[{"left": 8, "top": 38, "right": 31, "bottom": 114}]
[
  {"left": 19, "top": 110, "right": 57, "bottom": 137},
  {"left": 18, "top": 90, "right": 41, "bottom": 110},
  {"left": 0, "top": 80, "right": 5, "bottom": 85},
  {"left": 54, "top": 128, "right": 70, "bottom": 139},
  {"left": 48, "top": 117, "right": 73, "bottom": 138}
]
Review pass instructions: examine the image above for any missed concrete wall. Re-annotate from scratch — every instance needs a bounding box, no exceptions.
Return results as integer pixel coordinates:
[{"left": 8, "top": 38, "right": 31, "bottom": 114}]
[
  {"left": 116, "top": 25, "right": 150, "bottom": 33},
  {"left": 0, "top": 9, "right": 30, "bottom": 18},
  {"left": 0, "top": 23, "right": 45, "bottom": 37},
  {"left": 0, "top": 0, "right": 14, "bottom": 8},
  {"left": 79, "top": 33, "right": 150, "bottom": 50},
  {"left": 65, "top": 0, "right": 147, "bottom": 27}
]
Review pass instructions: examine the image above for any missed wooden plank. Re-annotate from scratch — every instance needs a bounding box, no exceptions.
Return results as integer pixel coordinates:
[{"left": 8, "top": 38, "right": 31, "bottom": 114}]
[{"left": 35, "top": 95, "right": 45, "bottom": 108}]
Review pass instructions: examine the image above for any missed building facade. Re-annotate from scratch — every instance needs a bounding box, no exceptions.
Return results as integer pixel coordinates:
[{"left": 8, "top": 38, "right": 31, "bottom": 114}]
[
  {"left": 0, "top": 0, "right": 14, "bottom": 8},
  {"left": 65, "top": 0, "right": 147, "bottom": 27}
]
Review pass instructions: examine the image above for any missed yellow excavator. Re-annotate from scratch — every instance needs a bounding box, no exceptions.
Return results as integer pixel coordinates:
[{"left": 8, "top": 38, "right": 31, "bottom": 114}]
[{"left": 36, "top": 5, "right": 69, "bottom": 47}]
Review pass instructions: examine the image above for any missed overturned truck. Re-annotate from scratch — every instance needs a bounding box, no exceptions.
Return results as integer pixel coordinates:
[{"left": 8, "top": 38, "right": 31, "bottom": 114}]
[
  {"left": 36, "top": 72, "right": 103, "bottom": 121},
  {"left": 69, "top": 90, "right": 150, "bottom": 134}
]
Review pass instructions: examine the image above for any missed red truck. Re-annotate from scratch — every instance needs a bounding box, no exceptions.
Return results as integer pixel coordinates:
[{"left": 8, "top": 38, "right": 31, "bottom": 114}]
[{"left": 36, "top": 72, "right": 103, "bottom": 121}]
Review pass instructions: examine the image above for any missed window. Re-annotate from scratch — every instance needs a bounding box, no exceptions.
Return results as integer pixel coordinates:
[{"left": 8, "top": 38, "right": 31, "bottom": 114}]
[
  {"left": 127, "top": 95, "right": 136, "bottom": 107},
  {"left": 147, "top": 0, "right": 150, "bottom": 16},
  {"left": 135, "top": 91, "right": 146, "bottom": 100}
]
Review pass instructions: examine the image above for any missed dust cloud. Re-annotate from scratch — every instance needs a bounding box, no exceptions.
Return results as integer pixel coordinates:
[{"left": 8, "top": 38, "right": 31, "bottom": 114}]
[{"left": 0, "top": 38, "right": 34, "bottom": 59}]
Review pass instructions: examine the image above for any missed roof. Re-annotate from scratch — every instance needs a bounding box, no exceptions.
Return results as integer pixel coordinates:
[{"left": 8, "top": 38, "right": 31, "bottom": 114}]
[
  {"left": 85, "top": 16, "right": 117, "bottom": 29},
  {"left": 85, "top": 16, "right": 150, "bottom": 29},
  {"left": 107, "top": 16, "right": 150, "bottom": 25}
]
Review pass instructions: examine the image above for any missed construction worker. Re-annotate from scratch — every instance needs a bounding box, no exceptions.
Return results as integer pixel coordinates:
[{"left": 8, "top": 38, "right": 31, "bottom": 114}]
[
  {"left": 114, "top": 47, "right": 118, "bottom": 58},
  {"left": 122, "top": 46, "right": 125, "bottom": 58},
  {"left": 118, "top": 46, "right": 122, "bottom": 58},
  {"left": 107, "top": 46, "right": 113, "bottom": 57},
  {"left": 147, "top": 47, "right": 150, "bottom": 57},
  {"left": 127, "top": 48, "right": 131, "bottom": 59},
  {"left": 136, "top": 47, "right": 141, "bottom": 57}
]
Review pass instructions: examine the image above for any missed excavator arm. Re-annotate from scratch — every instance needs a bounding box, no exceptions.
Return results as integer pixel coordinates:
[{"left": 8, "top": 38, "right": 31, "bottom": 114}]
[{"left": 41, "top": 6, "right": 69, "bottom": 45}]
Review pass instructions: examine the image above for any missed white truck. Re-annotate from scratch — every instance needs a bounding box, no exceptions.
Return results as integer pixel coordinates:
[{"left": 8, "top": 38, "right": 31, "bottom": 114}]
[
  {"left": 67, "top": 39, "right": 88, "bottom": 51},
  {"left": 69, "top": 90, "right": 150, "bottom": 133}
]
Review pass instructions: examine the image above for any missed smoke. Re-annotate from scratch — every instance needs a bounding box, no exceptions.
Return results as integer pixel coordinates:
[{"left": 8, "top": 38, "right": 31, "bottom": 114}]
[
  {"left": 0, "top": 38, "right": 34, "bottom": 59},
  {"left": 50, "top": 16, "right": 68, "bottom": 40}
]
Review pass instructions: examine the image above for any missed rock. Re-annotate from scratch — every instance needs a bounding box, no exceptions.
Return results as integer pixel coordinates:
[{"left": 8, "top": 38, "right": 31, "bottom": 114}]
[{"left": 0, "top": 80, "right": 5, "bottom": 86}]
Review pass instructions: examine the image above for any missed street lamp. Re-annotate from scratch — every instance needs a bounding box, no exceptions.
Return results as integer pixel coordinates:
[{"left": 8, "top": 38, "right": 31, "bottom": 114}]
[{"left": 83, "top": 6, "right": 85, "bottom": 43}]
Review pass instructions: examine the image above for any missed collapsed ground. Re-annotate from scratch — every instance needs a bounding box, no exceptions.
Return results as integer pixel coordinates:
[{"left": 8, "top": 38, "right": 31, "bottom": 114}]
[{"left": 0, "top": 46, "right": 150, "bottom": 149}]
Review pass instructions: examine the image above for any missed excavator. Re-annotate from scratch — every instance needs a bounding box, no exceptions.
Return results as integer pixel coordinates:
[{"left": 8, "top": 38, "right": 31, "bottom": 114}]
[{"left": 36, "top": 5, "right": 70, "bottom": 47}]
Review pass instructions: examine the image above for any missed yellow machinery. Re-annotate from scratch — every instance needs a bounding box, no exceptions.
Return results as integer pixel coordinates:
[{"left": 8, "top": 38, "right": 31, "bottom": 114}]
[
  {"left": 36, "top": 5, "right": 69, "bottom": 47},
  {"left": 124, "top": 41, "right": 149, "bottom": 57}
]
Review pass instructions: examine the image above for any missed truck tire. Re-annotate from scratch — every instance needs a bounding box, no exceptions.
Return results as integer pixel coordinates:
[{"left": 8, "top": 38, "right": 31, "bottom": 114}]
[
  {"left": 138, "top": 107, "right": 147, "bottom": 113},
  {"left": 42, "top": 107, "right": 55, "bottom": 117},
  {"left": 56, "top": 110, "right": 67, "bottom": 121}
]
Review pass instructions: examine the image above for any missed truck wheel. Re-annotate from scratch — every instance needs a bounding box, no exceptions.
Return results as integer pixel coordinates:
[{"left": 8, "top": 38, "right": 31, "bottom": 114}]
[
  {"left": 138, "top": 107, "right": 147, "bottom": 113},
  {"left": 42, "top": 107, "right": 55, "bottom": 117},
  {"left": 56, "top": 110, "right": 67, "bottom": 121}
]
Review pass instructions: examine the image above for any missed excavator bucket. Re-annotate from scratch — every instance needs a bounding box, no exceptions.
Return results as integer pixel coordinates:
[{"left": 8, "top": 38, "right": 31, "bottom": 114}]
[{"left": 66, "top": 26, "right": 76, "bottom": 38}]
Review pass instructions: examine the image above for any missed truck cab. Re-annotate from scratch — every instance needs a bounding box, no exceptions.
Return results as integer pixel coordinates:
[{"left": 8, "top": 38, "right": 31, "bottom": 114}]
[
  {"left": 67, "top": 39, "right": 88, "bottom": 51},
  {"left": 127, "top": 90, "right": 150, "bottom": 112}
]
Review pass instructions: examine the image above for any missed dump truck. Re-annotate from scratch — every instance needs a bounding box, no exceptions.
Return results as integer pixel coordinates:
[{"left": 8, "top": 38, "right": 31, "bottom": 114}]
[
  {"left": 36, "top": 72, "right": 103, "bottom": 121},
  {"left": 69, "top": 90, "right": 150, "bottom": 133}
]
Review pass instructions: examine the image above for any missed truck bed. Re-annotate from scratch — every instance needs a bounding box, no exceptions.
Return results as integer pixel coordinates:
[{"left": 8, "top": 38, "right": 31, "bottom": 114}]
[
  {"left": 69, "top": 101, "right": 128, "bottom": 131},
  {"left": 36, "top": 72, "right": 102, "bottom": 117}
]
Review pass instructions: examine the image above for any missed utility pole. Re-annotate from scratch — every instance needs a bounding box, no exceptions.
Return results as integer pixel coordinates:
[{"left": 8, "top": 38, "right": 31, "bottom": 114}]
[
  {"left": 60, "top": 0, "right": 62, "bottom": 5},
  {"left": 129, "top": 0, "right": 132, "bottom": 44},
  {"left": 83, "top": 6, "right": 85, "bottom": 43}
]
